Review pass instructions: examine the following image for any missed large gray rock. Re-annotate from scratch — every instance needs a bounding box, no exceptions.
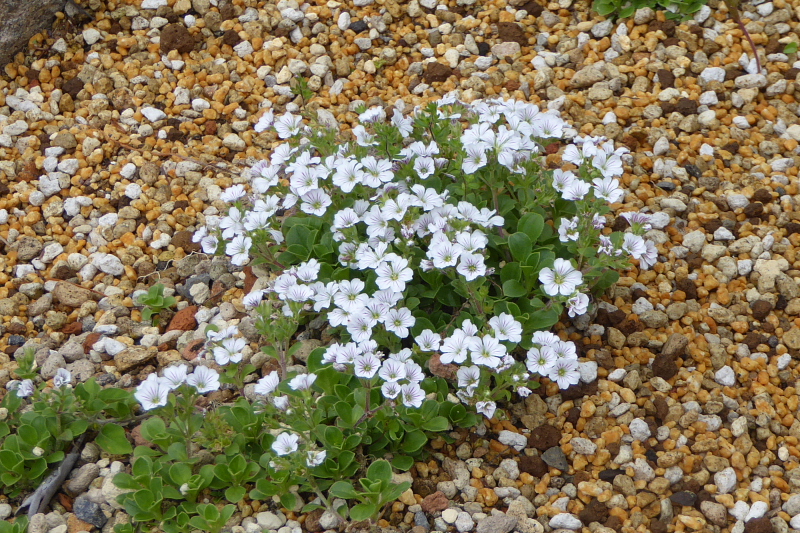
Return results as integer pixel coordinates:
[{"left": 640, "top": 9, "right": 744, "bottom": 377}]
[{"left": 0, "top": 0, "right": 67, "bottom": 66}]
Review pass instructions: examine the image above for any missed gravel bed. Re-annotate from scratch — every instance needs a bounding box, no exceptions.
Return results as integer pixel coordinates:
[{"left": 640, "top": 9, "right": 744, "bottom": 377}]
[{"left": 1, "top": 0, "right": 800, "bottom": 532}]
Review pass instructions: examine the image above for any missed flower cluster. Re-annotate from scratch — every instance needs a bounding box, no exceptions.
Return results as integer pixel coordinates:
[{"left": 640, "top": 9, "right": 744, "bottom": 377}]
[
  {"left": 134, "top": 364, "right": 220, "bottom": 410},
  {"left": 10, "top": 368, "right": 72, "bottom": 398},
  {"left": 193, "top": 94, "right": 655, "bottom": 419}
]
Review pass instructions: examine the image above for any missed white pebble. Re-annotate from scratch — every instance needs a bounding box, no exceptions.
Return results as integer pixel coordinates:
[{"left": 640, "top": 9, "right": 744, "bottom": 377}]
[
  {"left": 497, "top": 430, "right": 526, "bottom": 451},
  {"left": 629, "top": 418, "right": 651, "bottom": 441},
  {"left": 141, "top": 0, "right": 167, "bottom": 8},
  {"left": 549, "top": 513, "right": 582, "bottom": 530},
  {"left": 141, "top": 107, "right": 167, "bottom": 122},
  {"left": 714, "top": 366, "right": 736, "bottom": 387},
  {"left": 120, "top": 163, "right": 137, "bottom": 179},
  {"left": 746, "top": 501, "right": 768, "bottom": 521},
  {"left": 125, "top": 183, "right": 142, "bottom": 199},
  {"left": 714, "top": 467, "right": 738, "bottom": 494}
]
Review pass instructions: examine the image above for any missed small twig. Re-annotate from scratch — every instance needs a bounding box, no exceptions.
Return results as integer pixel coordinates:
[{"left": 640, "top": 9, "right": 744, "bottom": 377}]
[{"left": 17, "top": 433, "right": 86, "bottom": 518}]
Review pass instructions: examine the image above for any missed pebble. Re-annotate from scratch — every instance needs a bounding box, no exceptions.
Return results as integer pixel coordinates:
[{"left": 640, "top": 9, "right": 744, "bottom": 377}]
[
  {"left": 549, "top": 514, "right": 582, "bottom": 530},
  {"left": 714, "top": 468, "right": 738, "bottom": 494},
  {"left": 442, "top": 509, "right": 459, "bottom": 524},
  {"left": 455, "top": 512, "right": 475, "bottom": 533},
  {"left": 141, "top": 107, "right": 167, "bottom": 122},
  {"left": 497, "top": 430, "right": 526, "bottom": 451}
]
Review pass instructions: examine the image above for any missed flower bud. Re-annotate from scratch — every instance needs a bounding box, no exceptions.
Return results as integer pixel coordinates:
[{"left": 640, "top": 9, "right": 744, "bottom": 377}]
[{"left": 32, "top": 446, "right": 45, "bottom": 457}]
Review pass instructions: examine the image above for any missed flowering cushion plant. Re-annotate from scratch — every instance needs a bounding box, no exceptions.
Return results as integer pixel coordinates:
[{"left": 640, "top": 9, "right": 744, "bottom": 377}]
[
  {"left": 171, "top": 95, "right": 656, "bottom": 518},
  {"left": 0, "top": 94, "right": 660, "bottom": 533}
]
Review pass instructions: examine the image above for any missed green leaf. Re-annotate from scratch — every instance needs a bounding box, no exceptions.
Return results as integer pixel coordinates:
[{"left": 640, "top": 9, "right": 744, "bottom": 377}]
[
  {"left": 590, "top": 269, "right": 620, "bottom": 294},
  {"left": 279, "top": 492, "right": 297, "bottom": 511},
  {"left": 225, "top": 485, "right": 247, "bottom": 503},
  {"left": 350, "top": 503, "right": 378, "bottom": 522},
  {"left": 508, "top": 232, "right": 532, "bottom": 262},
  {"left": 96, "top": 425, "right": 133, "bottom": 455},
  {"left": 402, "top": 430, "right": 427, "bottom": 454},
  {"left": 517, "top": 212, "right": 545, "bottom": 243},
  {"left": 499, "top": 260, "right": 521, "bottom": 284},
  {"left": 526, "top": 306, "right": 562, "bottom": 331},
  {"left": 329, "top": 481, "right": 359, "bottom": 499},
  {"left": 169, "top": 463, "right": 192, "bottom": 486},
  {"left": 784, "top": 42, "right": 799, "bottom": 54},
  {"left": 391, "top": 455, "right": 414, "bottom": 471},
  {"left": 140, "top": 416, "right": 167, "bottom": 442},
  {"left": 502, "top": 280, "right": 528, "bottom": 298},
  {"left": 422, "top": 416, "right": 449, "bottom": 432},
  {"left": 366, "top": 459, "right": 392, "bottom": 484}
]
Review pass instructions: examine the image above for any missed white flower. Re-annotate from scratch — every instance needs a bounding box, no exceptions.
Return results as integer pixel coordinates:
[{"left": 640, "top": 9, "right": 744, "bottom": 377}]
[
  {"left": 226, "top": 234, "right": 252, "bottom": 266},
  {"left": 255, "top": 371, "right": 280, "bottom": 396},
  {"left": 621, "top": 212, "right": 652, "bottom": 233},
  {"left": 354, "top": 353, "right": 381, "bottom": 379},
  {"left": 532, "top": 331, "right": 560, "bottom": 348},
  {"left": 415, "top": 330, "right": 441, "bottom": 352},
  {"left": 213, "top": 337, "right": 245, "bottom": 366},
  {"left": 469, "top": 335, "right": 506, "bottom": 368},
  {"left": 517, "top": 386, "right": 532, "bottom": 397},
  {"left": 622, "top": 233, "right": 647, "bottom": 259},
  {"left": 551, "top": 340, "right": 578, "bottom": 361},
  {"left": 187, "top": 366, "right": 221, "bottom": 394},
  {"left": 288, "top": 373, "right": 317, "bottom": 391},
  {"left": 462, "top": 144, "right": 488, "bottom": 174},
  {"left": 592, "top": 152, "right": 624, "bottom": 179},
  {"left": 162, "top": 365, "right": 188, "bottom": 390},
  {"left": 384, "top": 307, "right": 415, "bottom": 339},
  {"left": 15, "top": 379, "right": 35, "bottom": 398},
  {"left": 475, "top": 400, "right": 497, "bottom": 419},
  {"left": 526, "top": 346, "right": 557, "bottom": 375},
  {"left": 333, "top": 208, "right": 360, "bottom": 230},
  {"left": 333, "top": 279, "right": 369, "bottom": 312},
  {"left": 558, "top": 217, "right": 580, "bottom": 242},
  {"left": 359, "top": 106, "right": 386, "bottom": 123},
  {"left": 404, "top": 361, "right": 425, "bottom": 383},
  {"left": 378, "top": 359, "right": 407, "bottom": 383},
  {"left": 375, "top": 257, "right": 413, "bottom": 293},
  {"left": 567, "top": 293, "right": 590, "bottom": 317},
  {"left": 290, "top": 166, "right": 319, "bottom": 196},
  {"left": 332, "top": 158, "right": 365, "bottom": 193},
  {"left": 552, "top": 169, "right": 576, "bottom": 193},
  {"left": 381, "top": 381, "right": 401, "bottom": 400},
  {"left": 592, "top": 176, "right": 625, "bottom": 203},
  {"left": 272, "top": 432, "right": 300, "bottom": 456},
  {"left": 361, "top": 156, "right": 394, "bottom": 186},
  {"left": 220, "top": 184, "right": 247, "bottom": 203},
  {"left": 539, "top": 258, "right": 583, "bottom": 296},
  {"left": 428, "top": 241, "right": 463, "bottom": 269},
  {"left": 135, "top": 374, "right": 170, "bottom": 410},
  {"left": 456, "top": 252, "right": 486, "bottom": 281},
  {"left": 455, "top": 230, "right": 488, "bottom": 252},
  {"left": 273, "top": 396, "right": 290, "bottom": 411},
  {"left": 306, "top": 449, "right": 327, "bottom": 467},
  {"left": 400, "top": 383, "right": 425, "bottom": 408},
  {"left": 638, "top": 239, "right": 659, "bottom": 270},
  {"left": 392, "top": 108, "right": 413, "bottom": 137},
  {"left": 414, "top": 156, "right": 436, "bottom": 179},
  {"left": 254, "top": 109, "right": 274, "bottom": 132},
  {"left": 488, "top": 313, "right": 522, "bottom": 343},
  {"left": 274, "top": 112, "right": 303, "bottom": 139},
  {"left": 561, "top": 180, "right": 591, "bottom": 201},
  {"left": 347, "top": 314, "right": 374, "bottom": 343},
  {"left": 352, "top": 125, "right": 378, "bottom": 146},
  {"left": 457, "top": 366, "right": 481, "bottom": 389},
  {"left": 53, "top": 368, "right": 72, "bottom": 389},
  {"left": 243, "top": 289, "right": 266, "bottom": 308},
  {"left": 548, "top": 358, "right": 581, "bottom": 389},
  {"left": 300, "top": 189, "right": 332, "bottom": 216}
]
